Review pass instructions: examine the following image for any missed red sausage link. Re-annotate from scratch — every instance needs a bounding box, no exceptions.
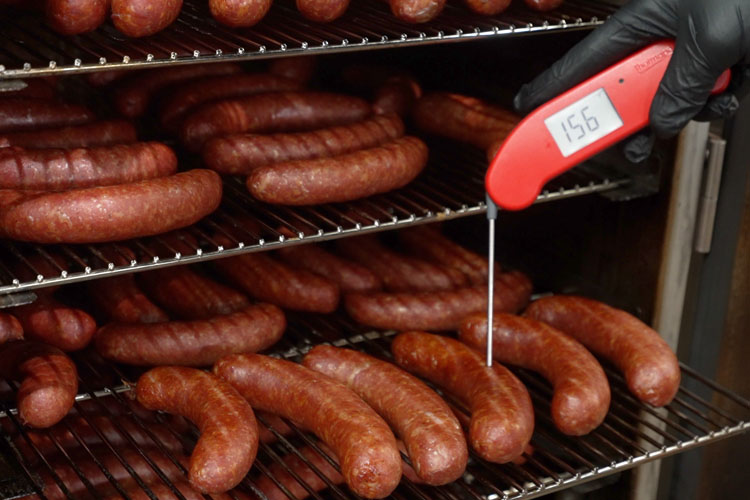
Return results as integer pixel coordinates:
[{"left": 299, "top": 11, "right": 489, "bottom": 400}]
[
  {"left": 213, "top": 353, "right": 402, "bottom": 499},
  {"left": 344, "top": 270, "right": 532, "bottom": 331},
  {"left": 180, "top": 91, "right": 371, "bottom": 151},
  {"left": 269, "top": 56, "right": 317, "bottom": 85},
  {"left": 255, "top": 444, "right": 344, "bottom": 500},
  {"left": 114, "top": 63, "right": 241, "bottom": 118},
  {"left": 111, "top": 0, "right": 183, "bottom": 38},
  {"left": 247, "top": 136, "right": 427, "bottom": 205},
  {"left": 203, "top": 113, "right": 404, "bottom": 174},
  {"left": 391, "top": 332, "right": 534, "bottom": 463},
  {"left": 459, "top": 313, "right": 611, "bottom": 435},
  {"left": 160, "top": 73, "right": 302, "bottom": 132},
  {"left": 399, "top": 225, "right": 490, "bottom": 285},
  {"left": 136, "top": 367, "right": 258, "bottom": 493},
  {"left": 413, "top": 92, "right": 520, "bottom": 149},
  {"left": 0, "top": 169, "right": 223, "bottom": 244},
  {"left": 0, "top": 120, "right": 137, "bottom": 150},
  {"left": 336, "top": 233, "right": 468, "bottom": 292},
  {"left": 388, "top": 0, "right": 445, "bottom": 23},
  {"left": 137, "top": 266, "right": 250, "bottom": 320},
  {"left": 524, "top": 0, "right": 563, "bottom": 11},
  {"left": 373, "top": 76, "right": 422, "bottom": 116},
  {"left": 95, "top": 303, "right": 285, "bottom": 366},
  {"left": 46, "top": 0, "right": 108, "bottom": 35},
  {"left": 0, "top": 98, "right": 94, "bottom": 133},
  {"left": 12, "top": 296, "right": 96, "bottom": 351},
  {"left": 213, "top": 253, "right": 340, "bottom": 313},
  {"left": 296, "top": 0, "right": 349, "bottom": 22},
  {"left": 0, "top": 311, "right": 23, "bottom": 345},
  {"left": 208, "top": 0, "right": 272, "bottom": 27},
  {"left": 0, "top": 142, "right": 177, "bottom": 190},
  {"left": 87, "top": 275, "right": 170, "bottom": 324},
  {"left": 462, "top": 0, "right": 510, "bottom": 14},
  {"left": 524, "top": 295, "right": 681, "bottom": 407},
  {"left": 303, "top": 345, "right": 468, "bottom": 485},
  {"left": 0, "top": 340, "right": 78, "bottom": 428}
]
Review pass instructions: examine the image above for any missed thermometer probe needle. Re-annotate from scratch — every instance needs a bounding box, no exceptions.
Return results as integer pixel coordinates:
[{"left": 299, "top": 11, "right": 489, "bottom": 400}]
[{"left": 486, "top": 194, "right": 498, "bottom": 367}]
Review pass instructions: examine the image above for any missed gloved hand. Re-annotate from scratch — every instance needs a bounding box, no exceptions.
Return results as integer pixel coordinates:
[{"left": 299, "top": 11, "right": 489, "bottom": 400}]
[{"left": 514, "top": 0, "right": 750, "bottom": 163}]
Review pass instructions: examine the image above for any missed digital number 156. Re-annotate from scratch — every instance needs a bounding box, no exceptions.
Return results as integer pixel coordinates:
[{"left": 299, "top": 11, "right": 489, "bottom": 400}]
[{"left": 560, "top": 106, "right": 599, "bottom": 143}]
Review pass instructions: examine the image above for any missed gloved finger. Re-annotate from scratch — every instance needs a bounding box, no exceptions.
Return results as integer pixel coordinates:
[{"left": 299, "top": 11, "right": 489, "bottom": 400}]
[
  {"left": 514, "top": 0, "right": 675, "bottom": 114},
  {"left": 620, "top": 128, "right": 656, "bottom": 164},
  {"left": 694, "top": 64, "right": 750, "bottom": 121}
]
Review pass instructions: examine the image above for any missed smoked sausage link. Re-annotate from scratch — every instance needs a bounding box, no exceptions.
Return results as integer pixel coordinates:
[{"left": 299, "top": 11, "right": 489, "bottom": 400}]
[
  {"left": 391, "top": 332, "right": 534, "bottom": 463},
  {"left": 459, "top": 313, "right": 611, "bottom": 435},
  {"left": 0, "top": 98, "right": 94, "bottom": 133},
  {"left": 0, "top": 120, "right": 138, "bottom": 150},
  {"left": 0, "top": 169, "right": 222, "bottom": 244},
  {"left": 524, "top": 295, "right": 681, "bottom": 407},
  {"left": 524, "top": 0, "right": 563, "bottom": 11},
  {"left": 12, "top": 296, "right": 96, "bottom": 351},
  {"left": 214, "top": 353, "right": 402, "bottom": 498},
  {"left": 87, "top": 275, "right": 170, "bottom": 324},
  {"left": 208, "top": 0, "right": 272, "bottom": 27},
  {"left": 296, "top": 0, "right": 349, "bottom": 22},
  {"left": 111, "top": 0, "right": 183, "bottom": 38},
  {"left": 0, "top": 340, "right": 78, "bottom": 428},
  {"left": 46, "top": 0, "right": 108, "bottom": 35},
  {"left": 388, "top": 0, "right": 445, "bottom": 23},
  {"left": 95, "top": 303, "right": 285, "bottom": 366},
  {"left": 0, "top": 312, "right": 23, "bottom": 345},
  {"left": 136, "top": 366, "right": 258, "bottom": 494},
  {"left": 303, "top": 345, "right": 468, "bottom": 485}
]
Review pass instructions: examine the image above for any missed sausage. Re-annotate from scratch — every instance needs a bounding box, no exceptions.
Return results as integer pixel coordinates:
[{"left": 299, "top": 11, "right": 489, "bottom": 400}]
[
  {"left": 269, "top": 56, "right": 317, "bottom": 85},
  {"left": 104, "top": 480, "right": 252, "bottom": 500},
  {"left": 87, "top": 275, "right": 170, "bottom": 324},
  {"left": 275, "top": 237, "right": 382, "bottom": 294},
  {"left": 296, "top": 0, "right": 349, "bottom": 22},
  {"left": 95, "top": 303, "right": 285, "bottom": 366},
  {"left": 111, "top": 0, "right": 183, "bottom": 38},
  {"left": 391, "top": 332, "right": 534, "bottom": 463},
  {"left": 203, "top": 113, "right": 404, "bottom": 174},
  {"left": 459, "top": 313, "right": 611, "bottom": 435},
  {"left": 0, "top": 311, "right": 23, "bottom": 345},
  {"left": 388, "top": 0, "right": 445, "bottom": 23},
  {"left": 373, "top": 76, "right": 422, "bottom": 116},
  {"left": 213, "top": 353, "right": 402, "bottom": 498},
  {"left": 524, "top": 0, "right": 563, "bottom": 11},
  {"left": 344, "top": 270, "right": 532, "bottom": 331},
  {"left": 0, "top": 141, "right": 177, "bottom": 190},
  {"left": 413, "top": 92, "right": 520, "bottom": 150},
  {"left": 462, "top": 0, "right": 510, "bottom": 15},
  {"left": 399, "top": 225, "right": 489, "bottom": 285},
  {"left": 213, "top": 253, "right": 340, "bottom": 313},
  {"left": 0, "top": 120, "right": 137, "bottom": 150},
  {"left": 303, "top": 345, "right": 468, "bottom": 485},
  {"left": 0, "top": 79, "right": 56, "bottom": 100},
  {"left": 137, "top": 266, "right": 250, "bottom": 320},
  {"left": 0, "top": 98, "right": 94, "bottom": 133},
  {"left": 160, "top": 73, "right": 302, "bottom": 132},
  {"left": 11, "top": 296, "right": 96, "bottom": 351},
  {"left": 180, "top": 91, "right": 371, "bottom": 151},
  {"left": 136, "top": 366, "right": 258, "bottom": 493},
  {"left": 0, "top": 340, "right": 77, "bottom": 428},
  {"left": 524, "top": 295, "right": 681, "bottom": 407},
  {"left": 336, "top": 233, "right": 468, "bottom": 292},
  {"left": 46, "top": 0, "right": 108, "bottom": 35},
  {"left": 208, "top": 0, "right": 272, "bottom": 27},
  {"left": 114, "top": 63, "right": 241, "bottom": 118},
  {"left": 247, "top": 136, "right": 427, "bottom": 205},
  {"left": 0, "top": 169, "right": 223, "bottom": 244}
]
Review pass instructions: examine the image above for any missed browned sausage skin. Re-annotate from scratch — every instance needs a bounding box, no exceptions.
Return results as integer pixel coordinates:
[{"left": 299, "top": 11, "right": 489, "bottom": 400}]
[
  {"left": 296, "top": 0, "right": 349, "bottom": 22},
  {"left": 388, "top": 0, "right": 445, "bottom": 23},
  {"left": 0, "top": 98, "right": 94, "bottom": 133},
  {"left": 95, "top": 303, "right": 285, "bottom": 366},
  {"left": 524, "top": 295, "right": 681, "bottom": 407},
  {"left": 214, "top": 353, "right": 402, "bottom": 498},
  {"left": 0, "top": 340, "right": 78, "bottom": 428},
  {"left": 111, "top": 0, "right": 183, "bottom": 38},
  {"left": 391, "top": 332, "right": 534, "bottom": 463},
  {"left": 136, "top": 366, "right": 258, "bottom": 493},
  {"left": 0, "top": 120, "right": 137, "bottom": 150},
  {"left": 459, "top": 312, "right": 611, "bottom": 435},
  {"left": 462, "top": 0, "right": 510, "bottom": 15},
  {"left": 46, "top": 0, "right": 108, "bottom": 35},
  {"left": 87, "top": 275, "right": 169, "bottom": 324},
  {"left": 11, "top": 296, "right": 96, "bottom": 351},
  {"left": 303, "top": 345, "right": 468, "bottom": 485},
  {"left": 0, "top": 311, "right": 23, "bottom": 345},
  {"left": 208, "top": 0, "right": 272, "bottom": 27},
  {"left": 269, "top": 56, "right": 317, "bottom": 84},
  {"left": 524, "top": 0, "right": 563, "bottom": 11}
]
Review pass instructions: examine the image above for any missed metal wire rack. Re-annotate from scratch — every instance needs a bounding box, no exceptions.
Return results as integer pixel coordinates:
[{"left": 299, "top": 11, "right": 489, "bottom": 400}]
[
  {"left": 1, "top": 313, "right": 749, "bottom": 500},
  {"left": 0, "top": 0, "right": 616, "bottom": 79},
  {"left": 0, "top": 144, "right": 632, "bottom": 298}
]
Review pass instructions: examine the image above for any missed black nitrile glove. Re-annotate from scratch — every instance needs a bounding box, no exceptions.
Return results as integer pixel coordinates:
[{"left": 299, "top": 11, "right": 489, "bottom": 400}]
[{"left": 514, "top": 0, "right": 750, "bottom": 163}]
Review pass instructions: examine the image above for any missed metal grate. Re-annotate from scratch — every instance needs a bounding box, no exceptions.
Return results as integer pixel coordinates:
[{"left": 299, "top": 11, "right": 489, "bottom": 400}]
[
  {"left": 0, "top": 144, "right": 632, "bottom": 298},
  {"left": 1, "top": 314, "right": 749, "bottom": 500},
  {"left": 0, "top": 0, "right": 616, "bottom": 79}
]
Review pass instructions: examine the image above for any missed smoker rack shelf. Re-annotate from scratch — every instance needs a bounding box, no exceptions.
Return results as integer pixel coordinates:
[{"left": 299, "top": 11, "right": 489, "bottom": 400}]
[
  {"left": 0, "top": 144, "right": 632, "bottom": 298},
  {"left": 0, "top": 0, "right": 616, "bottom": 79},
  {"left": 1, "top": 316, "right": 749, "bottom": 500}
]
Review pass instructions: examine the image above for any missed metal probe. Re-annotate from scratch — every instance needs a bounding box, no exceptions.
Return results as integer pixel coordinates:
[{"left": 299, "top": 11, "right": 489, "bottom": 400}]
[{"left": 485, "top": 194, "right": 497, "bottom": 367}]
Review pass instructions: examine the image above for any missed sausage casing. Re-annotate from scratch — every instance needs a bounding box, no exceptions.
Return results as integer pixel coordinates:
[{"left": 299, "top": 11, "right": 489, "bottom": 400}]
[
  {"left": 296, "top": 0, "right": 349, "bottom": 22},
  {"left": 0, "top": 98, "right": 94, "bottom": 133},
  {"left": 462, "top": 0, "right": 510, "bottom": 14},
  {"left": 524, "top": 0, "right": 563, "bottom": 11},
  {"left": 46, "top": 0, "right": 108, "bottom": 34},
  {"left": 388, "top": 0, "right": 445, "bottom": 23},
  {"left": 87, "top": 275, "right": 170, "bottom": 324},
  {"left": 0, "top": 120, "right": 137, "bottom": 150},
  {"left": 0, "top": 311, "right": 23, "bottom": 345},
  {"left": 12, "top": 296, "right": 96, "bottom": 351},
  {"left": 208, "top": 0, "right": 272, "bottom": 27},
  {"left": 111, "top": 0, "right": 183, "bottom": 38}
]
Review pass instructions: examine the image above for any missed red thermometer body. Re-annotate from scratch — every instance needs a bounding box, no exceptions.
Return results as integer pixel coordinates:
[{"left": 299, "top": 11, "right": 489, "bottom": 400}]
[{"left": 485, "top": 40, "right": 731, "bottom": 211}]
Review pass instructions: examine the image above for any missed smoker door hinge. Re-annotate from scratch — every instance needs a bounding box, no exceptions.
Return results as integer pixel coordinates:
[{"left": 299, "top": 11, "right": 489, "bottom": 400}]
[{"left": 694, "top": 134, "right": 727, "bottom": 254}]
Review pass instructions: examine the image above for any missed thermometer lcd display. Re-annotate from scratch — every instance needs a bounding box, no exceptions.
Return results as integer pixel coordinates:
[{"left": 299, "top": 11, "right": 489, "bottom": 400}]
[{"left": 544, "top": 88, "right": 624, "bottom": 158}]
